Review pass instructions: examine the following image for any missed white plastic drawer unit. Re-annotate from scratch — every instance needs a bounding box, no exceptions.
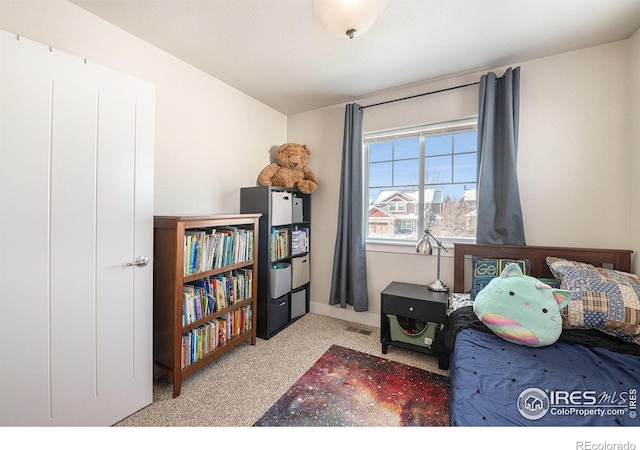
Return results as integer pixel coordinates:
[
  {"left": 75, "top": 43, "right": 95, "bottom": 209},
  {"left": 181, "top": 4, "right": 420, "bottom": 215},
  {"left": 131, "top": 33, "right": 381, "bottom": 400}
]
[{"left": 271, "top": 191, "right": 292, "bottom": 226}]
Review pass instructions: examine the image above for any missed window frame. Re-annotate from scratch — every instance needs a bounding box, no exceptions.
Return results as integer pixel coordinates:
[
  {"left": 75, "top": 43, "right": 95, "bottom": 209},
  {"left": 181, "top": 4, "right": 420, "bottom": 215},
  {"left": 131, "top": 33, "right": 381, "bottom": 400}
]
[{"left": 364, "top": 117, "right": 478, "bottom": 252}]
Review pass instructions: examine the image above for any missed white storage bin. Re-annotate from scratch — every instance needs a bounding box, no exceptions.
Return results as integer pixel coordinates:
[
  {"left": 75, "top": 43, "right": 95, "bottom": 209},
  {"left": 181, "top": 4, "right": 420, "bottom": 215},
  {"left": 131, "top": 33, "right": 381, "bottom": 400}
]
[
  {"left": 291, "top": 289, "right": 306, "bottom": 319},
  {"left": 270, "top": 262, "right": 291, "bottom": 298},
  {"left": 271, "top": 191, "right": 292, "bottom": 226},
  {"left": 291, "top": 254, "right": 310, "bottom": 289}
]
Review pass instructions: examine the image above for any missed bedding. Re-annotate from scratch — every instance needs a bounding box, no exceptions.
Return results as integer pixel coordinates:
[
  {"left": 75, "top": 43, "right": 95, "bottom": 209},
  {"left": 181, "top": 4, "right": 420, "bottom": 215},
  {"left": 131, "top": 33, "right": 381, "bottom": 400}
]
[
  {"left": 432, "top": 243, "right": 640, "bottom": 426},
  {"left": 449, "top": 321, "right": 640, "bottom": 426}
]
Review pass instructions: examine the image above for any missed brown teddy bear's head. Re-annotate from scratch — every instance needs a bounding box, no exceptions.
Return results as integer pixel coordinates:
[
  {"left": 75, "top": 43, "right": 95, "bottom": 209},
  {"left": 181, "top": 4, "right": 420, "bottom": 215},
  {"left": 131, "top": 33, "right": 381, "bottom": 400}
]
[{"left": 276, "top": 143, "right": 311, "bottom": 170}]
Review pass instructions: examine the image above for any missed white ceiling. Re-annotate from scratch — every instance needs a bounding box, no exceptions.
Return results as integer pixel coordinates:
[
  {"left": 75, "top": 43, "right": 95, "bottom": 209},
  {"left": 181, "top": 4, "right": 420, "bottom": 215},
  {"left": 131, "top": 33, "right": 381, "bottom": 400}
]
[{"left": 71, "top": 0, "right": 640, "bottom": 116}]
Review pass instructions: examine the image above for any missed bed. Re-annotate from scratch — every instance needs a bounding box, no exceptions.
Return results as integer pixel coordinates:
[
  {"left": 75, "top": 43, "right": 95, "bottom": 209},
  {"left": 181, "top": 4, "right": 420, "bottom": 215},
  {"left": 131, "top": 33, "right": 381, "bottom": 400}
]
[{"left": 431, "top": 243, "right": 640, "bottom": 426}]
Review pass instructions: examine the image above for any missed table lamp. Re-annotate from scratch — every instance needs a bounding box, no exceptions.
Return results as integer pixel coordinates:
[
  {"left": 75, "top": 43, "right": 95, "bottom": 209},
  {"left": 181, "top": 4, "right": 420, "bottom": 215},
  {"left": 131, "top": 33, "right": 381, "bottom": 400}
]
[{"left": 416, "top": 230, "right": 449, "bottom": 292}]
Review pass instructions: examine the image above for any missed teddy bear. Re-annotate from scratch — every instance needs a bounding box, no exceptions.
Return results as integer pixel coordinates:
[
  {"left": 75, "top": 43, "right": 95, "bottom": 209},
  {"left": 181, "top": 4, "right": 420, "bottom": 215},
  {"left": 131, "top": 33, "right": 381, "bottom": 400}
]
[{"left": 258, "top": 142, "right": 319, "bottom": 194}]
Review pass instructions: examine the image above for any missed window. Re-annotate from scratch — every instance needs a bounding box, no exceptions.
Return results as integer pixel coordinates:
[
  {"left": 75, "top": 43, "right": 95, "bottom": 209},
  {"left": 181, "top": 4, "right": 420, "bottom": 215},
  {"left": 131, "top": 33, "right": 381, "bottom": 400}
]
[
  {"left": 365, "top": 118, "right": 477, "bottom": 244},
  {"left": 389, "top": 201, "right": 405, "bottom": 212}
]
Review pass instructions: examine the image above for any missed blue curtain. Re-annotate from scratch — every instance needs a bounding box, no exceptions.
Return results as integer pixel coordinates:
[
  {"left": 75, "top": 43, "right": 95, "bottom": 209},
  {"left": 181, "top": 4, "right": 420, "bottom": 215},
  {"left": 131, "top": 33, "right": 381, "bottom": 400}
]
[
  {"left": 329, "top": 103, "right": 369, "bottom": 311},
  {"left": 476, "top": 67, "right": 526, "bottom": 245}
]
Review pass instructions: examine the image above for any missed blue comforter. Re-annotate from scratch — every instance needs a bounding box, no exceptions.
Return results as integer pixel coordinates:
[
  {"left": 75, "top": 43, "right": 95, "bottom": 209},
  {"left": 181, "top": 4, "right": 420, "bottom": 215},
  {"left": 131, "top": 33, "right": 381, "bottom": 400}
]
[{"left": 442, "top": 309, "right": 640, "bottom": 426}]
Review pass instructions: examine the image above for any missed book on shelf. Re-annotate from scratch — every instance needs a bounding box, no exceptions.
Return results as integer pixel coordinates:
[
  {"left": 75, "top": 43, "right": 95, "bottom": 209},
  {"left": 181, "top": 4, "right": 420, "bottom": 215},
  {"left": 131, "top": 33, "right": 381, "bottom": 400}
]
[
  {"left": 216, "top": 226, "right": 254, "bottom": 266},
  {"left": 183, "top": 227, "right": 254, "bottom": 276},
  {"left": 270, "top": 227, "right": 289, "bottom": 261},
  {"left": 242, "top": 268, "right": 253, "bottom": 299},
  {"left": 188, "top": 279, "right": 215, "bottom": 313},
  {"left": 181, "top": 268, "right": 254, "bottom": 325},
  {"left": 181, "top": 318, "right": 221, "bottom": 369},
  {"left": 182, "top": 285, "right": 197, "bottom": 325},
  {"left": 179, "top": 304, "right": 253, "bottom": 369},
  {"left": 212, "top": 276, "right": 227, "bottom": 311}
]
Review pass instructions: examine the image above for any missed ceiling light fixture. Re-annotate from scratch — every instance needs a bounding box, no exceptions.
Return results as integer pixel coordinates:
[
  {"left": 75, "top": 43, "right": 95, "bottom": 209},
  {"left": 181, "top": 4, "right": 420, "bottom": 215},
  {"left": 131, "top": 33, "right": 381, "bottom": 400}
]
[{"left": 312, "top": 0, "right": 388, "bottom": 39}]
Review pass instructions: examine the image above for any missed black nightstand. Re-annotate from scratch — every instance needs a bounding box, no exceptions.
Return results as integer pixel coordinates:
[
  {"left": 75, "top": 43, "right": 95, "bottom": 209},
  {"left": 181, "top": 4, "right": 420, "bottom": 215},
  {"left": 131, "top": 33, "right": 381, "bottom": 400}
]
[{"left": 380, "top": 281, "right": 448, "bottom": 355}]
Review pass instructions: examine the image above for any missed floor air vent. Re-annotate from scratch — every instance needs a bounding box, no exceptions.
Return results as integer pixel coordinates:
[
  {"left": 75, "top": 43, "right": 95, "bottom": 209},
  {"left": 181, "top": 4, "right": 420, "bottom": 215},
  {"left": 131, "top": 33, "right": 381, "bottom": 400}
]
[{"left": 346, "top": 326, "right": 372, "bottom": 336}]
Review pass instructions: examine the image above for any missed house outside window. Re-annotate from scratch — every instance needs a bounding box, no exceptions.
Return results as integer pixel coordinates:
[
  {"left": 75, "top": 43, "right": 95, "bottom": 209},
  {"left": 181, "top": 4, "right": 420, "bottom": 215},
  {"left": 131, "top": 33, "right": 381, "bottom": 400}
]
[{"left": 365, "top": 118, "right": 477, "bottom": 245}]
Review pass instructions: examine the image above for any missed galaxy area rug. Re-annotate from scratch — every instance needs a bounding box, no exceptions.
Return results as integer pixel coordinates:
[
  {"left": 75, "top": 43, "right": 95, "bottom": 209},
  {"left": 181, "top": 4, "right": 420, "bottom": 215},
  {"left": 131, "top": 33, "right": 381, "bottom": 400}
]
[{"left": 253, "top": 345, "right": 450, "bottom": 426}]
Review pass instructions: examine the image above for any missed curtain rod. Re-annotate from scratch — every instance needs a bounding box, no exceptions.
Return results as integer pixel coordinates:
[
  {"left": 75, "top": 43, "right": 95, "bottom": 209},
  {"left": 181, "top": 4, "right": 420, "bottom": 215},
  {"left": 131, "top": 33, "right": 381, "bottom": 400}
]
[{"left": 359, "top": 81, "right": 480, "bottom": 110}]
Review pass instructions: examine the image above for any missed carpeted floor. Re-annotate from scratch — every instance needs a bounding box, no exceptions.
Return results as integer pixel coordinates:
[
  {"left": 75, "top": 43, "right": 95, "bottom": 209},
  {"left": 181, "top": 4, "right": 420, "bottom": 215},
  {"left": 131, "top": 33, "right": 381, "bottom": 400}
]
[{"left": 115, "top": 313, "right": 448, "bottom": 427}]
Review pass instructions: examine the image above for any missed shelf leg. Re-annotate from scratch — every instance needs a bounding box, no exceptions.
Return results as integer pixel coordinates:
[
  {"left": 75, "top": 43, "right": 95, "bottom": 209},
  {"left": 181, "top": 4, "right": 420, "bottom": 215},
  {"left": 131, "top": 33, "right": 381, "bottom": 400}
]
[{"left": 172, "top": 381, "right": 181, "bottom": 398}]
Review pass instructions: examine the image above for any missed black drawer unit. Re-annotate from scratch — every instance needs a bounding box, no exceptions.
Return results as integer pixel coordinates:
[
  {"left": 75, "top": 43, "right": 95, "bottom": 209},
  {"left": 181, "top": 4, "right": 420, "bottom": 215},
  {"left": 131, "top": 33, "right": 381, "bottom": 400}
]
[{"left": 380, "top": 282, "right": 448, "bottom": 355}]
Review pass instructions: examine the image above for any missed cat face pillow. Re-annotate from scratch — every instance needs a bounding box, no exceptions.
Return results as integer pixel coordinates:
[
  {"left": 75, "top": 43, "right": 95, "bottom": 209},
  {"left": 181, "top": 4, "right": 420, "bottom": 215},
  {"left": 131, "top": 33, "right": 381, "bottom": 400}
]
[{"left": 473, "top": 263, "right": 571, "bottom": 347}]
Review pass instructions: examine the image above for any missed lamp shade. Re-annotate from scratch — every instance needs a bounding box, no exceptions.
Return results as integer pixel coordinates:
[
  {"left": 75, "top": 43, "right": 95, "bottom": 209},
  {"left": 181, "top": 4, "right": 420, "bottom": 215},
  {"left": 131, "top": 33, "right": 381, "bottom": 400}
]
[
  {"left": 416, "top": 231, "right": 433, "bottom": 255},
  {"left": 312, "top": 0, "right": 388, "bottom": 39}
]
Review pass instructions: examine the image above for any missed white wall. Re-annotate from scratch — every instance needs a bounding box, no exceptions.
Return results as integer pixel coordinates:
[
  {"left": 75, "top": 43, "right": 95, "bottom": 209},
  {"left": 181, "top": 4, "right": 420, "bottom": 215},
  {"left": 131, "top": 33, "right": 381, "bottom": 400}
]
[
  {"left": 631, "top": 28, "right": 640, "bottom": 273},
  {"left": 0, "top": 0, "right": 287, "bottom": 216},
  {"left": 519, "top": 42, "right": 631, "bottom": 249},
  {"left": 290, "top": 39, "right": 638, "bottom": 327}
]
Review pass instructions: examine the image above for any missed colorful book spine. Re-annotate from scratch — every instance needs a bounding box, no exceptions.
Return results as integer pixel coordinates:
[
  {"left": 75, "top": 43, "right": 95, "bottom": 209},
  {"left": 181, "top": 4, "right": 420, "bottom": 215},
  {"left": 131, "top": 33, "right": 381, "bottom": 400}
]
[{"left": 183, "top": 228, "right": 254, "bottom": 275}]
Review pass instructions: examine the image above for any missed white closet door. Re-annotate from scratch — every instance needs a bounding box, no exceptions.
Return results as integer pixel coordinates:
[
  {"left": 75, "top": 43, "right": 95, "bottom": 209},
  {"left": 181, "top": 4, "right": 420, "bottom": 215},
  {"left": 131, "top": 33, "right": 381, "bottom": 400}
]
[{"left": 0, "top": 30, "right": 154, "bottom": 426}]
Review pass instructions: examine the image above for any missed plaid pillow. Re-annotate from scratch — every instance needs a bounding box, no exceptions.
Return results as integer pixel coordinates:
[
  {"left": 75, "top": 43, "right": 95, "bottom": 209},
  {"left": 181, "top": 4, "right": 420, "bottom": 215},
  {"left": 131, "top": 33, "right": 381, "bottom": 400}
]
[{"left": 547, "top": 257, "right": 640, "bottom": 346}]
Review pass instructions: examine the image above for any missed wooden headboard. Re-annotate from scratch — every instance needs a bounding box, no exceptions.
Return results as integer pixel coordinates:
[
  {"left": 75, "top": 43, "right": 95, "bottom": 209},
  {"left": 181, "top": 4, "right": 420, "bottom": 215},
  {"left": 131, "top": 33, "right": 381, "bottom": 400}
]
[{"left": 453, "top": 243, "right": 632, "bottom": 293}]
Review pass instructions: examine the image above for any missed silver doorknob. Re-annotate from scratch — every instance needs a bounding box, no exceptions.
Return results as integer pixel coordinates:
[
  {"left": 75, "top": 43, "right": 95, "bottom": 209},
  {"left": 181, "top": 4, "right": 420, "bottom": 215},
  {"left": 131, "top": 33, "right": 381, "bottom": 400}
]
[{"left": 127, "top": 256, "right": 149, "bottom": 267}]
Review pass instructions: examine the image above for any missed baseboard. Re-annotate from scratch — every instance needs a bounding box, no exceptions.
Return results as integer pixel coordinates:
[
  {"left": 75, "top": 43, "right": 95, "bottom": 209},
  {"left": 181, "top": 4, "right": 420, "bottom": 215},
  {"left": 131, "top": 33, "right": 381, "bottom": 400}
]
[{"left": 309, "top": 302, "right": 379, "bottom": 328}]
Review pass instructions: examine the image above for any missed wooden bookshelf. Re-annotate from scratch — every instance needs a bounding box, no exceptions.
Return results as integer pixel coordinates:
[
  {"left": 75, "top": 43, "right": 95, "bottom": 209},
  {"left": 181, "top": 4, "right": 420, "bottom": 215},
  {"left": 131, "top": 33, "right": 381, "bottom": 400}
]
[{"left": 153, "top": 214, "right": 260, "bottom": 397}]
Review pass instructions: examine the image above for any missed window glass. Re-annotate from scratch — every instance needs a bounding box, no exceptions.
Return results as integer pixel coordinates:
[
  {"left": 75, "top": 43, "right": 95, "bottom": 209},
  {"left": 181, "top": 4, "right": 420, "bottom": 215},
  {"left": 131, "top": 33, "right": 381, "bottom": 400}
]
[
  {"left": 365, "top": 119, "right": 477, "bottom": 243},
  {"left": 369, "top": 142, "right": 392, "bottom": 162},
  {"left": 453, "top": 153, "right": 476, "bottom": 183},
  {"left": 393, "top": 137, "right": 420, "bottom": 159},
  {"left": 454, "top": 131, "right": 477, "bottom": 153},
  {"left": 425, "top": 135, "right": 451, "bottom": 157},
  {"left": 394, "top": 158, "right": 420, "bottom": 185},
  {"left": 425, "top": 155, "right": 452, "bottom": 184},
  {"left": 369, "top": 161, "right": 393, "bottom": 186}
]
